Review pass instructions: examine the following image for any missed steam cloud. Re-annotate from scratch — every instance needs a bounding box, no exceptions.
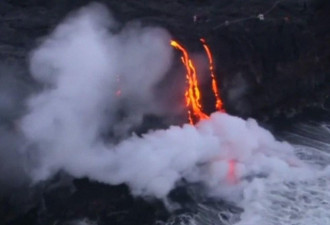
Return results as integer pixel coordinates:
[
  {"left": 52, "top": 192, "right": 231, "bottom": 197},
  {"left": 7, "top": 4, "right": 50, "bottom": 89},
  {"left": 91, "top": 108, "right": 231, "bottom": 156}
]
[{"left": 1, "top": 2, "right": 319, "bottom": 204}]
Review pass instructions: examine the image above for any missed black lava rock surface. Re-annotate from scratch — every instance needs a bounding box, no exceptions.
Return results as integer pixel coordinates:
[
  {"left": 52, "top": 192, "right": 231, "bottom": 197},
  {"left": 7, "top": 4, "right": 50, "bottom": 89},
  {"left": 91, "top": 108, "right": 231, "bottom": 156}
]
[
  {"left": 1, "top": 1, "right": 330, "bottom": 225},
  {"left": 1, "top": 0, "right": 330, "bottom": 119}
]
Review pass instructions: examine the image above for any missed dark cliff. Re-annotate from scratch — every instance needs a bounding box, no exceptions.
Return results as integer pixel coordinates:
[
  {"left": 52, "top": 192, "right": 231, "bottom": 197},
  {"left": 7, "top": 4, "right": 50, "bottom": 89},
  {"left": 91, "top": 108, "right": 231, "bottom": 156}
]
[
  {"left": 1, "top": 0, "right": 330, "bottom": 119},
  {"left": 1, "top": 1, "right": 330, "bottom": 225}
]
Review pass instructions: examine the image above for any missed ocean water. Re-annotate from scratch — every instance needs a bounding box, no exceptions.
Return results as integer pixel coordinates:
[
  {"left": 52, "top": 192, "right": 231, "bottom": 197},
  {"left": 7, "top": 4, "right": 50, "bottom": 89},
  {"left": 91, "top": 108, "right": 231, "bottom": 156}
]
[{"left": 166, "top": 111, "right": 330, "bottom": 225}]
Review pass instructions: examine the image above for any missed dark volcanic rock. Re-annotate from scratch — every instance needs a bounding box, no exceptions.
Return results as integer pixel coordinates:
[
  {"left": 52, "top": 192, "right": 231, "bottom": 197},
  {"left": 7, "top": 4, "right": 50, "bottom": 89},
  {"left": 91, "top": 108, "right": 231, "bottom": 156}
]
[
  {"left": 5, "top": 178, "right": 169, "bottom": 225},
  {"left": 1, "top": 0, "right": 330, "bottom": 225},
  {"left": 1, "top": 0, "right": 329, "bottom": 119}
]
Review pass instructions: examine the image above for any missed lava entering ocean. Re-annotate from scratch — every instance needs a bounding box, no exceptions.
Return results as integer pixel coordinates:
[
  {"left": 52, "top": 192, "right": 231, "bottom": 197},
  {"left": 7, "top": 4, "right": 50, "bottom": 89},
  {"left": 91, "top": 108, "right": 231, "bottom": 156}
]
[
  {"left": 171, "top": 39, "right": 224, "bottom": 125},
  {"left": 3, "top": 4, "right": 329, "bottom": 225},
  {"left": 14, "top": 6, "right": 319, "bottom": 223},
  {"left": 171, "top": 39, "right": 238, "bottom": 184}
]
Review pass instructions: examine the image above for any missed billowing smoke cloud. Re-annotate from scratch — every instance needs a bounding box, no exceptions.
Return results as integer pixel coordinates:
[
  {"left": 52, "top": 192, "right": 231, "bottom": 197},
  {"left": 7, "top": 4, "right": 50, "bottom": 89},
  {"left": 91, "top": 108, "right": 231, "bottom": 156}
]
[
  {"left": 26, "top": 3, "right": 174, "bottom": 140},
  {"left": 15, "top": 2, "right": 322, "bottom": 205},
  {"left": 20, "top": 2, "right": 178, "bottom": 195}
]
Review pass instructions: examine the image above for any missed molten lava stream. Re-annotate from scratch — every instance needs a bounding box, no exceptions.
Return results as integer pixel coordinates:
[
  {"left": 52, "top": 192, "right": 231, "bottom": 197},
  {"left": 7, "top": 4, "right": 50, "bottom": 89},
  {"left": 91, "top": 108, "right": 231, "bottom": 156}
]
[
  {"left": 171, "top": 39, "right": 236, "bottom": 185},
  {"left": 170, "top": 40, "right": 209, "bottom": 124},
  {"left": 200, "top": 38, "right": 225, "bottom": 112}
]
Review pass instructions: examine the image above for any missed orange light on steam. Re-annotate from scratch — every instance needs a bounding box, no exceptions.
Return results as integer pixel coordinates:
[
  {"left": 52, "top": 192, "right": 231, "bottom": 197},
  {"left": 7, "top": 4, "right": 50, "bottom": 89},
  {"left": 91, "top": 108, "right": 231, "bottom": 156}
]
[
  {"left": 171, "top": 40, "right": 209, "bottom": 124},
  {"left": 200, "top": 38, "right": 225, "bottom": 112},
  {"left": 115, "top": 90, "right": 121, "bottom": 97},
  {"left": 172, "top": 39, "right": 235, "bottom": 184},
  {"left": 115, "top": 75, "right": 122, "bottom": 97},
  {"left": 226, "top": 159, "right": 237, "bottom": 184}
]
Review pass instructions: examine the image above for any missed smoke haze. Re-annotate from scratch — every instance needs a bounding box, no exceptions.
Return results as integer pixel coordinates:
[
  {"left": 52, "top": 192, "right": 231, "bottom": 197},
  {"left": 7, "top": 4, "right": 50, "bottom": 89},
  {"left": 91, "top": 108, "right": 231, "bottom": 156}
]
[{"left": 1, "top": 4, "right": 328, "bottom": 220}]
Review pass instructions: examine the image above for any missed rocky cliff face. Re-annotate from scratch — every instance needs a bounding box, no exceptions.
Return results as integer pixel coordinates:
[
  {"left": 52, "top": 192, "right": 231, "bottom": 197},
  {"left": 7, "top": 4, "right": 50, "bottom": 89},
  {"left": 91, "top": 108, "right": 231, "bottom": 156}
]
[
  {"left": 1, "top": 1, "right": 330, "bottom": 225},
  {"left": 1, "top": 0, "right": 330, "bottom": 119}
]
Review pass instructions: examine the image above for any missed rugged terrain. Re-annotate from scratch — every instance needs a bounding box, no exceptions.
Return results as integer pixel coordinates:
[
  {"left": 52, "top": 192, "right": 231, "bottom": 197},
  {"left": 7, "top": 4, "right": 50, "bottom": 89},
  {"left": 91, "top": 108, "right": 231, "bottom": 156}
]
[
  {"left": 1, "top": 0, "right": 330, "bottom": 224},
  {"left": 1, "top": 0, "right": 330, "bottom": 118}
]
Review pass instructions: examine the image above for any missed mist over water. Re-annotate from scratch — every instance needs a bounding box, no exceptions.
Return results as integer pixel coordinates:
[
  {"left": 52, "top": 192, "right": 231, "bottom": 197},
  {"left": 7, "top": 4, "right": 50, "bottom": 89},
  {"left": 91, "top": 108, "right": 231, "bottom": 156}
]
[
  {"left": 234, "top": 121, "right": 330, "bottom": 225},
  {"left": 1, "top": 3, "right": 330, "bottom": 225}
]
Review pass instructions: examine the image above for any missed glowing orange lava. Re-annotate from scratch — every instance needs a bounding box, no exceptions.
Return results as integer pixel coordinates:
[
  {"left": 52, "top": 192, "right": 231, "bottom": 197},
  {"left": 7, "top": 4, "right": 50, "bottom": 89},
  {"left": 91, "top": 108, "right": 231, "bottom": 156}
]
[
  {"left": 172, "top": 39, "right": 235, "bottom": 184},
  {"left": 200, "top": 38, "right": 225, "bottom": 112},
  {"left": 171, "top": 39, "right": 225, "bottom": 124},
  {"left": 171, "top": 40, "right": 209, "bottom": 124}
]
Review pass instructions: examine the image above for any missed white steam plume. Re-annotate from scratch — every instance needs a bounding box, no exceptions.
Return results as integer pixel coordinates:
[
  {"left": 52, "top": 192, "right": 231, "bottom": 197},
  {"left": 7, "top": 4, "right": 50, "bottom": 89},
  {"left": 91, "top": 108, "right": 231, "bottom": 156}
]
[{"left": 20, "top": 3, "right": 320, "bottom": 204}]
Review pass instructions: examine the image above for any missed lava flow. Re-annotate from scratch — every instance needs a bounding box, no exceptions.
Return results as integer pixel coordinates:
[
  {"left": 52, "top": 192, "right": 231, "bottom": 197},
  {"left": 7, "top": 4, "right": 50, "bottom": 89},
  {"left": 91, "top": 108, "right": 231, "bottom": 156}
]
[
  {"left": 170, "top": 40, "right": 209, "bottom": 124},
  {"left": 171, "top": 39, "right": 225, "bottom": 124},
  {"left": 200, "top": 38, "right": 224, "bottom": 112},
  {"left": 171, "top": 39, "right": 237, "bottom": 184}
]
